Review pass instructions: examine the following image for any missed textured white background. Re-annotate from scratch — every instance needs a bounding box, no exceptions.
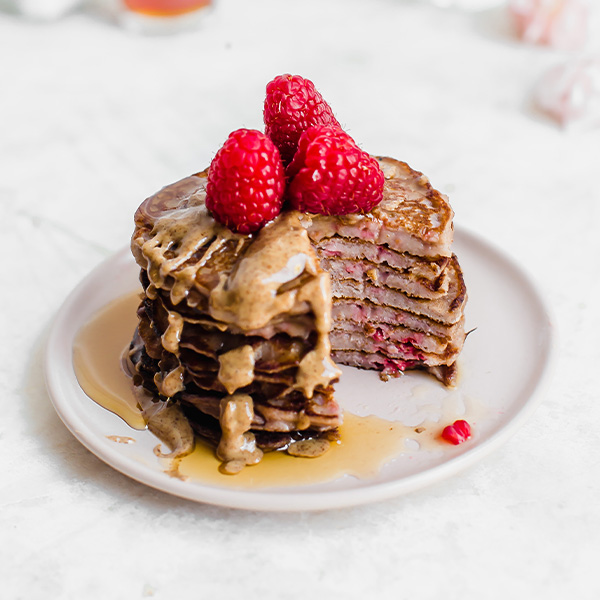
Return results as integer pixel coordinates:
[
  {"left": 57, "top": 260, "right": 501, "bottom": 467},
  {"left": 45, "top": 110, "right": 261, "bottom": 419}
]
[{"left": 1, "top": 1, "right": 599, "bottom": 598}]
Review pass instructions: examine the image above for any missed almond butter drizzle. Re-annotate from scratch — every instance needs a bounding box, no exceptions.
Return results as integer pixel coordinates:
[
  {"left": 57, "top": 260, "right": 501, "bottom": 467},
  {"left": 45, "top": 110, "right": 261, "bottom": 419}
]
[
  {"left": 148, "top": 402, "right": 195, "bottom": 459},
  {"left": 161, "top": 311, "right": 184, "bottom": 353},
  {"left": 216, "top": 394, "right": 263, "bottom": 475},
  {"left": 218, "top": 345, "right": 255, "bottom": 395},
  {"left": 137, "top": 204, "right": 229, "bottom": 305},
  {"left": 208, "top": 212, "right": 340, "bottom": 398},
  {"left": 153, "top": 364, "right": 185, "bottom": 398}
]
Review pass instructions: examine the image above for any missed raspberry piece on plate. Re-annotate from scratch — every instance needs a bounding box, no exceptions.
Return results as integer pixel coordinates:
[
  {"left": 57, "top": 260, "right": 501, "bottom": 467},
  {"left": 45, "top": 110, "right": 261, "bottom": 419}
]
[
  {"left": 441, "top": 419, "right": 472, "bottom": 445},
  {"left": 264, "top": 74, "right": 341, "bottom": 165},
  {"left": 206, "top": 129, "right": 285, "bottom": 234},
  {"left": 286, "top": 126, "right": 384, "bottom": 216}
]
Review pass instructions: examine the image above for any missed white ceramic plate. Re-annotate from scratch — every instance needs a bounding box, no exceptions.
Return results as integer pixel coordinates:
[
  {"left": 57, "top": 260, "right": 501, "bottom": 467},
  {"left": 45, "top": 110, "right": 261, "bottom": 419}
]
[{"left": 45, "top": 227, "right": 555, "bottom": 511}]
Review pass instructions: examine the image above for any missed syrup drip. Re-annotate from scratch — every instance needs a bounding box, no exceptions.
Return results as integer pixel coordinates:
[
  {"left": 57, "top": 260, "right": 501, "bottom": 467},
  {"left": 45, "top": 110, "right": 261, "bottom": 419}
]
[
  {"left": 72, "top": 292, "right": 146, "bottom": 430},
  {"left": 106, "top": 435, "right": 136, "bottom": 444}
]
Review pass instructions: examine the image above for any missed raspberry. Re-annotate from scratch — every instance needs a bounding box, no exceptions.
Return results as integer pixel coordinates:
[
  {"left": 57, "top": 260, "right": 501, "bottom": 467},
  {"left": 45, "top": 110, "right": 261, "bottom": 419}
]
[
  {"left": 205, "top": 129, "right": 285, "bottom": 234},
  {"left": 286, "top": 126, "right": 385, "bottom": 215},
  {"left": 441, "top": 420, "right": 472, "bottom": 445},
  {"left": 264, "top": 74, "right": 341, "bottom": 165}
]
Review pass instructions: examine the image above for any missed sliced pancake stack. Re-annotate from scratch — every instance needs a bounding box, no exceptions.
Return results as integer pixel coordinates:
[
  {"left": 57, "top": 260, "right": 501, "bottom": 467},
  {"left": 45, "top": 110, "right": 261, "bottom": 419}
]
[
  {"left": 301, "top": 157, "right": 467, "bottom": 386},
  {"left": 128, "top": 157, "right": 467, "bottom": 471}
]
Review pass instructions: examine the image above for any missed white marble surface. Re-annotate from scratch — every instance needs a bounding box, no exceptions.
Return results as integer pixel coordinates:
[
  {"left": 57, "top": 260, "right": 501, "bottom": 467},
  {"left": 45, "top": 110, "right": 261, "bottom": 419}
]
[{"left": 1, "top": 1, "right": 599, "bottom": 598}]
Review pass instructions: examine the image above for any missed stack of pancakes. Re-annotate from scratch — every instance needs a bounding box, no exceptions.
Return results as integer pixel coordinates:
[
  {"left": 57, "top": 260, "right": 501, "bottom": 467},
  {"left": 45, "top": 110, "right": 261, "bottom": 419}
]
[
  {"left": 130, "top": 176, "right": 342, "bottom": 469},
  {"left": 129, "top": 157, "right": 466, "bottom": 467}
]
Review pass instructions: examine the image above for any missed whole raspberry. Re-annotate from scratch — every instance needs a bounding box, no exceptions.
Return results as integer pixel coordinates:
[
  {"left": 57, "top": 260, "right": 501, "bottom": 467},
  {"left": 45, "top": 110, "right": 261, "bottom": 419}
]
[
  {"left": 206, "top": 129, "right": 285, "bottom": 234},
  {"left": 441, "top": 420, "right": 472, "bottom": 445},
  {"left": 264, "top": 74, "right": 341, "bottom": 165},
  {"left": 286, "top": 126, "right": 385, "bottom": 215}
]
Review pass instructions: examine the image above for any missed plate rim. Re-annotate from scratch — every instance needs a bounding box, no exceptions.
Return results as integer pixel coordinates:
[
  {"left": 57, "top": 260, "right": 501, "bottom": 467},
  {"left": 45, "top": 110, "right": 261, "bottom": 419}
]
[{"left": 44, "top": 225, "right": 557, "bottom": 511}]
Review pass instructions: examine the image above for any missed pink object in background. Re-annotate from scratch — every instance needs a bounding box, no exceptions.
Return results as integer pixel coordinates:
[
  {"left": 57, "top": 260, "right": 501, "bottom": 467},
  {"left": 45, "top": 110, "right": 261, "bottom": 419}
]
[
  {"left": 534, "top": 57, "right": 600, "bottom": 126},
  {"left": 509, "top": 0, "right": 589, "bottom": 50}
]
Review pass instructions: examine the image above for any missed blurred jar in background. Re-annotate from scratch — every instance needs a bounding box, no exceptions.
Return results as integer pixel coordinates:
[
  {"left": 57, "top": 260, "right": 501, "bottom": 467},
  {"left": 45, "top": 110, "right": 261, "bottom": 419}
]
[
  {"left": 119, "top": 0, "right": 213, "bottom": 33},
  {"left": 123, "top": 0, "right": 211, "bottom": 16},
  {"left": 11, "top": 0, "right": 214, "bottom": 31}
]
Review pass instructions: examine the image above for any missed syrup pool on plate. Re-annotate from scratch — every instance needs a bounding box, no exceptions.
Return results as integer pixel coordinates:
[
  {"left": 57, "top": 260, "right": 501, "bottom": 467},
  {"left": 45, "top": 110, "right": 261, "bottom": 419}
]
[{"left": 72, "top": 292, "right": 471, "bottom": 488}]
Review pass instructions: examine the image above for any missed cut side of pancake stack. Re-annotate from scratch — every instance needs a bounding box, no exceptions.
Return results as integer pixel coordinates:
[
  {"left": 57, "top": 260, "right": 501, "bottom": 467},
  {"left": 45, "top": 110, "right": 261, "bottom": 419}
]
[{"left": 301, "top": 157, "right": 467, "bottom": 387}]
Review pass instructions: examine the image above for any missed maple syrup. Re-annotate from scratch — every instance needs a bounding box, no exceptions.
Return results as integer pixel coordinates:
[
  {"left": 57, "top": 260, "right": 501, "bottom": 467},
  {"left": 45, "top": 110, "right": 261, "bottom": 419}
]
[
  {"left": 72, "top": 291, "right": 457, "bottom": 488},
  {"left": 72, "top": 292, "right": 146, "bottom": 430}
]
